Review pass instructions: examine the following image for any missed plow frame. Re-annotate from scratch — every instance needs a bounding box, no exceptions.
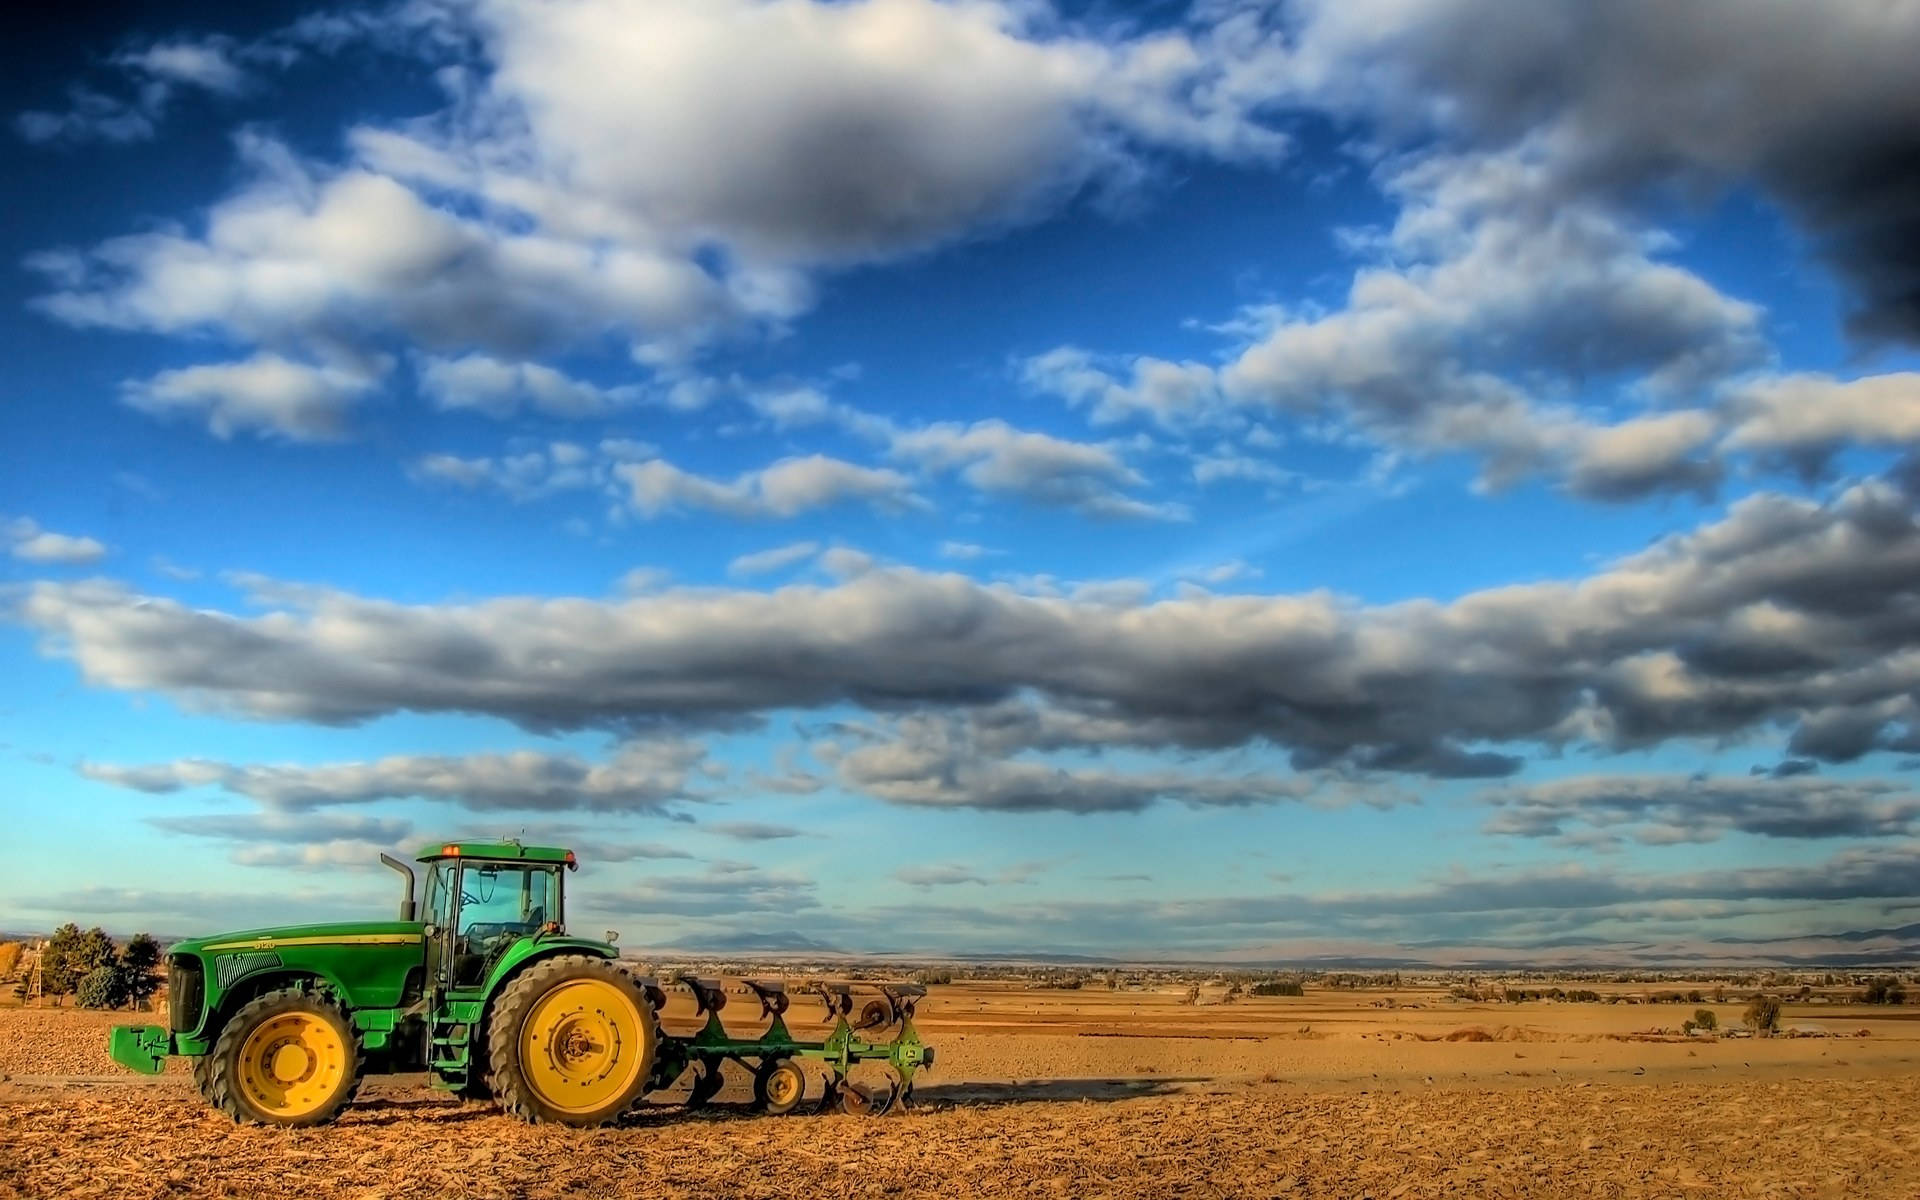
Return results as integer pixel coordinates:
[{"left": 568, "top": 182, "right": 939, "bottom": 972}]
[{"left": 649, "top": 978, "right": 934, "bottom": 1112}]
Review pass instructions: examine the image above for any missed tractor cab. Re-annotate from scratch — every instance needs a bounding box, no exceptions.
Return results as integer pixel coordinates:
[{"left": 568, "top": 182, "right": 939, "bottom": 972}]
[{"left": 411, "top": 841, "right": 577, "bottom": 990}]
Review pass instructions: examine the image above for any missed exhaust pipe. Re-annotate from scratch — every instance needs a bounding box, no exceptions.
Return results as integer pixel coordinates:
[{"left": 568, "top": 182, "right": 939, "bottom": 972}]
[{"left": 379, "top": 853, "right": 417, "bottom": 921}]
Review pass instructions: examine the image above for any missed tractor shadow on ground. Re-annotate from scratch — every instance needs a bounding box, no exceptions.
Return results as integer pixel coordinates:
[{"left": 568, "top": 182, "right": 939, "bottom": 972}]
[{"left": 911, "top": 1077, "right": 1213, "bottom": 1108}]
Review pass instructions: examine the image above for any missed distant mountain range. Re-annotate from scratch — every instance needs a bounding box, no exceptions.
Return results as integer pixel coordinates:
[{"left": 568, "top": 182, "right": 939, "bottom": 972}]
[{"left": 660, "top": 930, "right": 845, "bottom": 954}]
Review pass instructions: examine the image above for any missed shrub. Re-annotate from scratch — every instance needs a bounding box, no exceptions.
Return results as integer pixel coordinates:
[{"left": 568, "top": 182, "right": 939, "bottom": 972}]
[
  {"left": 1863, "top": 977, "right": 1907, "bottom": 1005},
  {"left": 1692, "top": 1008, "right": 1718, "bottom": 1032},
  {"left": 76, "top": 965, "right": 125, "bottom": 1010},
  {"left": 1250, "top": 979, "right": 1305, "bottom": 997},
  {"left": 1744, "top": 995, "right": 1782, "bottom": 1036}
]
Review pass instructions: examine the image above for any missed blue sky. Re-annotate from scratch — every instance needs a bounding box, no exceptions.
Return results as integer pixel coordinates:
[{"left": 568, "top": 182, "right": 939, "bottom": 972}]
[{"left": 4, "top": 0, "right": 1919, "bottom": 962}]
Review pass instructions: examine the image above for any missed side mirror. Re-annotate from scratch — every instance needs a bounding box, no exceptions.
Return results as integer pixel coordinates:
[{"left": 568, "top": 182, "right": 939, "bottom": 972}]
[{"left": 605, "top": 930, "right": 620, "bottom": 945}]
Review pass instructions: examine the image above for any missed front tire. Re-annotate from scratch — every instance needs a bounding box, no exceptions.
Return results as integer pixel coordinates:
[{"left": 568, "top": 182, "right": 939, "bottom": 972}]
[
  {"left": 207, "top": 989, "right": 362, "bottom": 1126},
  {"left": 486, "top": 955, "right": 657, "bottom": 1126}
]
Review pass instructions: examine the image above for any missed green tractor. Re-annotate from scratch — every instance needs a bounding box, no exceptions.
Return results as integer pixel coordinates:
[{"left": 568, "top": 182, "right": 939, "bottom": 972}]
[{"left": 108, "top": 840, "right": 932, "bottom": 1127}]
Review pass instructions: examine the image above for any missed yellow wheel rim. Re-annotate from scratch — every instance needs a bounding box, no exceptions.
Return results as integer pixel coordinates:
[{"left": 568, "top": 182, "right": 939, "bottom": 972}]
[
  {"left": 237, "top": 1011, "right": 346, "bottom": 1119},
  {"left": 520, "top": 978, "right": 647, "bottom": 1114},
  {"left": 766, "top": 1064, "right": 802, "bottom": 1108}
]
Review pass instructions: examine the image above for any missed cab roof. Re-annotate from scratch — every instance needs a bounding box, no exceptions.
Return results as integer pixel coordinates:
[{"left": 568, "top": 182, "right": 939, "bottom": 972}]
[{"left": 415, "top": 840, "right": 575, "bottom": 865}]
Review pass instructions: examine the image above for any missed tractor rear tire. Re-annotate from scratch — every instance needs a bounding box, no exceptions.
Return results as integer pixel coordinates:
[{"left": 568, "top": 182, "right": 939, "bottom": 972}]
[
  {"left": 486, "top": 954, "right": 657, "bottom": 1126},
  {"left": 206, "top": 988, "right": 363, "bottom": 1126}
]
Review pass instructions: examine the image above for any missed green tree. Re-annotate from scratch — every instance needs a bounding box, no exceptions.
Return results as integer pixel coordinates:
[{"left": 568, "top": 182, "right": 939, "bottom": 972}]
[
  {"left": 38, "top": 924, "right": 85, "bottom": 998},
  {"left": 1692, "top": 1008, "right": 1718, "bottom": 1032},
  {"left": 1744, "top": 995, "right": 1782, "bottom": 1036},
  {"left": 75, "top": 927, "right": 118, "bottom": 975},
  {"left": 119, "top": 933, "right": 163, "bottom": 1008},
  {"left": 1864, "top": 977, "right": 1907, "bottom": 1005}
]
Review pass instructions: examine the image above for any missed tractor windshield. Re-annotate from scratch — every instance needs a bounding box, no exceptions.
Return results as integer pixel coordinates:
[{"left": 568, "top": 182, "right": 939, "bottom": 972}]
[{"left": 457, "top": 862, "right": 561, "bottom": 945}]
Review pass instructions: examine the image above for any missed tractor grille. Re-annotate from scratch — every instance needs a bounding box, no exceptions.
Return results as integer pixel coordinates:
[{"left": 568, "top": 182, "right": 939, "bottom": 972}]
[{"left": 167, "top": 957, "right": 204, "bottom": 1034}]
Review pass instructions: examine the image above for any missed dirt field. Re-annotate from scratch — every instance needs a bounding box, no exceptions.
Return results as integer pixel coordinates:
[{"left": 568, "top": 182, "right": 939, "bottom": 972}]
[{"left": 3, "top": 981, "right": 1917, "bottom": 1198}]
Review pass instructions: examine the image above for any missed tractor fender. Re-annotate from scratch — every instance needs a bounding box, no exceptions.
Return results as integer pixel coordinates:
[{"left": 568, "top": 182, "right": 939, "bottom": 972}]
[
  {"left": 195, "top": 967, "right": 354, "bottom": 1048},
  {"left": 480, "top": 936, "right": 618, "bottom": 1001}
]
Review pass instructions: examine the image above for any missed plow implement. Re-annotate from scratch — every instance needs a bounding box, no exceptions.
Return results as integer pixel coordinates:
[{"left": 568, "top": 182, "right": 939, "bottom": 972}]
[{"left": 645, "top": 976, "right": 932, "bottom": 1116}]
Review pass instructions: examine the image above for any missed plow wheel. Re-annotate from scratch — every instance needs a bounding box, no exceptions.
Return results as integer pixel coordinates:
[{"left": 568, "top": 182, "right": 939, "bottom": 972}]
[
  {"left": 854, "top": 996, "right": 897, "bottom": 1033},
  {"left": 207, "top": 988, "right": 362, "bottom": 1127},
  {"left": 487, "top": 955, "right": 657, "bottom": 1127},
  {"left": 754, "top": 1058, "right": 807, "bottom": 1116},
  {"left": 830, "top": 1074, "right": 901, "bottom": 1117},
  {"left": 685, "top": 1058, "right": 726, "bottom": 1109}
]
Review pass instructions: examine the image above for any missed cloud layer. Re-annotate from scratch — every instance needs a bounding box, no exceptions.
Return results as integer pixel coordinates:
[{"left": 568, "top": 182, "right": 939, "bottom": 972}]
[{"left": 21, "top": 467, "right": 1920, "bottom": 778}]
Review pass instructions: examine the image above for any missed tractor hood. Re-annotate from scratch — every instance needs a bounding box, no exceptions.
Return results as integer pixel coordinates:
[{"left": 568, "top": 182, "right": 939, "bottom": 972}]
[{"left": 170, "top": 920, "right": 425, "bottom": 957}]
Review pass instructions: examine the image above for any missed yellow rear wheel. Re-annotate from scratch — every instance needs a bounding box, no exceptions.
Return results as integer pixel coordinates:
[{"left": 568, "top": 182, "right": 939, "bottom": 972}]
[
  {"left": 519, "top": 978, "right": 648, "bottom": 1114},
  {"left": 488, "top": 955, "right": 657, "bottom": 1126}
]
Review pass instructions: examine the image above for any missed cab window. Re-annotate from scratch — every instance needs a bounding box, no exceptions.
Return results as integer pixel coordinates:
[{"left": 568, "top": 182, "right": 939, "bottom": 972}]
[{"left": 456, "top": 863, "right": 560, "bottom": 943}]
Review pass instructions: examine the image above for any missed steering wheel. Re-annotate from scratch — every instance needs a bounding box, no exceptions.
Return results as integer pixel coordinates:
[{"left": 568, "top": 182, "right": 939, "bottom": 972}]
[{"left": 460, "top": 891, "right": 479, "bottom": 906}]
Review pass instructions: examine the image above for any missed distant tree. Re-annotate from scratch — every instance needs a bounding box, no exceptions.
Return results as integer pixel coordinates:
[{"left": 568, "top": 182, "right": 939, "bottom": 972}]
[
  {"left": 120, "top": 933, "right": 163, "bottom": 1008},
  {"left": 75, "top": 928, "right": 118, "bottom": 976},
  {"left": 1692, "top": 1008, "right": 1718, "bottom": 1032},
  {"left": 1863, "top": 977, "right": 1907, "bottom": 1005},
  {"left": 1744, "top": 995, "right": 1782, "bottom": 1036},
  {"left": 1251, "top": 979, "right": 1305, "bottom": 997},
  {"left": 38, "top": 924, "right": 85, "bottom": 999},
  {"left": 1182, "top": 984, "right": 1201, "bottom": 1005}
]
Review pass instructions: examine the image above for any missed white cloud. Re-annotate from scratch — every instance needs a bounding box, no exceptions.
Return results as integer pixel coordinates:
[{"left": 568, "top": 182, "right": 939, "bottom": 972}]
[
  {"left": 728, "top": 541, "right": 822, "bottom": 577},
  {"left": 121, "top": 353, "right": 377, "bottom": 441},
  {"left": 28, "top": 0, "right": 1295, "bottom": 364},
  {"left": 15, "top": 35, "right": 251, "bottom": 145},
  {"left": 84, "top": 739, "right": 712, "bottom": 816},
  {"left": 5, "top": 518, "right": 108, "bottom": 565},
  {"left": 411, "top": 441, "right": 601, "bottom": 501},
  {"left": 616, "top": 454, "right": 919, "bottom": 519},
  {"left": 19, "top": 468, "right": 1920, "bottom": 776},
  {"left": 888, "top": 419, "right": 1183, "bottom": 520},
  {"left": 1023, "top": 346, "right": 1231, "bottom": 430},
  {"left": 1723, "top": 373, "right": 1920, "bottom": 466},
  {"left": 418, "top": 354, "right": 641, "bottom": 419},
  {"left": 938, "top": 541, "right": 996, "bottom": 560}
]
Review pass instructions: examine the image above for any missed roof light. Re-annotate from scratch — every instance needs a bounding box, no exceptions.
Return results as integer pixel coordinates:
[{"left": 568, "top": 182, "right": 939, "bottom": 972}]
[{"left": 441, "top": 844, "right": 460, "bottom": 856}]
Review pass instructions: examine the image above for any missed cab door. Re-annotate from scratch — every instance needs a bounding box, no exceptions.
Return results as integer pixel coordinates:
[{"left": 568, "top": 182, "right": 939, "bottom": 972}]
[{"left": 420, "top": 862, "right": 458, "bottom": 995}]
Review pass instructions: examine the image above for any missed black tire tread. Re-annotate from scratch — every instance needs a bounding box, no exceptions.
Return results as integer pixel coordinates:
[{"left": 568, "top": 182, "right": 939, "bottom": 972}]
[
  {"left": 484, "top": 954, "right": 657, "bottom": 1127},
  {"left": 205, "top": 987, "right": 364, "bottom": 1126}
]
